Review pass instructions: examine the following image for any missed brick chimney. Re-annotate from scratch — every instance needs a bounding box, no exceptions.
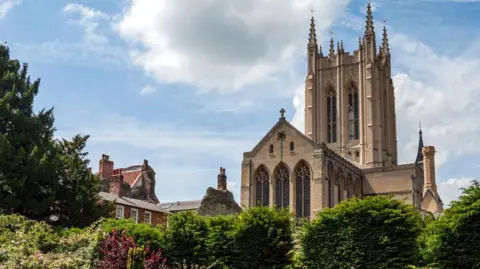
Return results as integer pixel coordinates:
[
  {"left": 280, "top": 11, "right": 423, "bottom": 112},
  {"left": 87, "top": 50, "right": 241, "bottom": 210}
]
[
  {"left": 142, "top": 159, "right": 149, "bottom": 170},
  {"left": 99, "top": 154, "right": 114, "bottom": 179},
  {"left": 110, "top": 169, "right": 124, "bottom": 196},
  {"left": 422, "top": 146, "right": 437, "bottom": 193},
  {"left": 217, "top": 167, "right": 227, "bottom": 191}
]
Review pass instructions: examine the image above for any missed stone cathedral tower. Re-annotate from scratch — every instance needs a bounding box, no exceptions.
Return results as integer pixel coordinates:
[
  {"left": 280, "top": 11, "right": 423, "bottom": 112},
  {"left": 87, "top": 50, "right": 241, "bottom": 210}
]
[
  {"left": 304, "top": 3, "right": 397, "bottom": 169},
  {"left": 240, "top": 3, "right": 443, "bottom": 218}
]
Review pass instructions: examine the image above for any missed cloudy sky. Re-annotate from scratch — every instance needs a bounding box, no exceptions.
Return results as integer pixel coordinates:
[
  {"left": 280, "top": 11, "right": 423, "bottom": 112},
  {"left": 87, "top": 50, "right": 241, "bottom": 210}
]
[{"left": 1, "top": 0, "right": 479, "bottom": 206}]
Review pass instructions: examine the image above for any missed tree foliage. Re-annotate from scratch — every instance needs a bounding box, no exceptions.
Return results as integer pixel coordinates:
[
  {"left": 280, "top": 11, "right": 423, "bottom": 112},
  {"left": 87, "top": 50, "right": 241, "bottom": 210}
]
[
  {"left": 301, "top": 196, "right": 422, "bottom": 269},
  {"left": 0, "top": 44, "right": 110, "bottom": 227},
  {"left": 420, "top": 180, "right": 480, "bottom": 269}
]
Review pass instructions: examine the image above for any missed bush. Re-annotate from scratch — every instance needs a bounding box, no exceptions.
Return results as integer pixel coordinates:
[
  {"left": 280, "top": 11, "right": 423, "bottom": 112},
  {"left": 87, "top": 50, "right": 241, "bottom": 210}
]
[
  {"left": 205, "top": 215, "right": 236, "bottom": 268},
  {"left": 301, "top": 196, "right": 422, "bottom": 269},
  {"left": 420, "top": 181, "right": 480, "bottom": 269},
  {"left": 231, "top": 207, "right": 294, "bottom": 269}
]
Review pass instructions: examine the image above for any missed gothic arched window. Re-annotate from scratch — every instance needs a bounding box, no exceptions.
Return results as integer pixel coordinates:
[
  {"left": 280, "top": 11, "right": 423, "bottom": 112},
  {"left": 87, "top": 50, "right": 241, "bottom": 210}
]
[
  {"left": 255, "top": 165, "right": 270, "bottom": 207},
  {"left": 345, "top": 174, "right": 353, "bottom": 199},
  {"left": 327, "top": 162, "right": 334, "bottom": 208},
  {"left": 274, "top": 163, "right": 290, "bottom": 209},
  {"left": 269, "top": 144, "right": 274, "bottom": 154},
  {"left": 348, "top": 86, "right": 359, "bottom": 140},
  {"left": 334, "top": 169, "right": 342, "bottom": 206},
  {"left": 327, "top": 89, "right": 337, "bottom": 143},
  {"left": 295, "top": 161, "right": 311, "bottom": 218}
]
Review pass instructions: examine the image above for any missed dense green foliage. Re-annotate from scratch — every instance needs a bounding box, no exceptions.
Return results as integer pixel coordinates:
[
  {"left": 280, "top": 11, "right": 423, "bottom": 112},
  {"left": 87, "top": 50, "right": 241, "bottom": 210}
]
[
  {"left": 0, "top": 44, "right": 109, "bottom": 227},
  {"left": 301, "top": 196, "right": 423, "bottom": 269},
  {"left": 420, "top": 181, "right": 480, "bottom": 269}
]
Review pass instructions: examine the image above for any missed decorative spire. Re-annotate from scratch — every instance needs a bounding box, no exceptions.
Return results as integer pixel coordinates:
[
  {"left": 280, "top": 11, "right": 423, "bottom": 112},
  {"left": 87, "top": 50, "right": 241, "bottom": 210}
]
[
  {"left": 337, "top": 41, "right": 340, "bottom": 54},
  {"left": 358, "top": 36, "right": 362, "bottom": 49},
  {"left": 382, "top": 25, "right": 390, "bottom": 55},
  {"left": 308, "top": 15, "right": 317, "bottom": 48},
  {"left": 340, "top": 41, "right": 344, "bottom": 53},
  {"left": 365, "top": 2, "right": 374, "bottom": 35},
  {"left": 319, "top": 45, "right": 323, "bottom": 57},
  {"left": 415, "top": 122, "right": 424, "bottom": 164}
]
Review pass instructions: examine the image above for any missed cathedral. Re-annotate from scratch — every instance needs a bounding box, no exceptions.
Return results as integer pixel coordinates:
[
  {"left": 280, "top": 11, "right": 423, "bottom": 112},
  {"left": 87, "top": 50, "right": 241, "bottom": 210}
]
[{"left": 240, "top": 3, "right": 443, "bottom": 218}]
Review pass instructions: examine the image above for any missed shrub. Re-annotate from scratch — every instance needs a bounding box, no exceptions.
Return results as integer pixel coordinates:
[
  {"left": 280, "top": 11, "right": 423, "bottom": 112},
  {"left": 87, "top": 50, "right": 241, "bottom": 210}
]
[
  {"left": 301, "top": 196, "right": 422, "bottom": 269},
  {"left": 420, "top": 181, "right": 480, "bottom": 269},
  {"left": 164, "top": 211, "right": 208, "bottom": 268},
  {"left": 97, "top": 229, "right": 137, "bottom": 269},
  {"left": 231, "top": 207, "right": 294, "bottom": 269},
  {"left": 205, "top": 215, "right": 236, "bottom": 268}
]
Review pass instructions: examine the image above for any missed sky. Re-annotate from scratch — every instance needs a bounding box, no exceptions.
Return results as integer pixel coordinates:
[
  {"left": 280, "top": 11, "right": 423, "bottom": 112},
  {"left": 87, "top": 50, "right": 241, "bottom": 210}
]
[{"left": 1, "top": 0, "right": 479, "bottom": 206}]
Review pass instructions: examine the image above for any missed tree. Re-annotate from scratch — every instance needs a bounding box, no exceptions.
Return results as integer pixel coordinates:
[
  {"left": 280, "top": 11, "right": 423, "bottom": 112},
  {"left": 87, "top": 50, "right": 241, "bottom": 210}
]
[
  {"left": 53, "top": 134, "right": 112, "bottom": 228},
  {"left": 0, "top": 44, "right": 58, "bottom": 221},
  {"left": 421, "top": 180, "right": 480, "bottom": 269},
  {"left": 301, "top": 196, "right": 422, "bottom": 269},
  {"left": 0, "top": 44, "right": 109, "bottom": 227}
]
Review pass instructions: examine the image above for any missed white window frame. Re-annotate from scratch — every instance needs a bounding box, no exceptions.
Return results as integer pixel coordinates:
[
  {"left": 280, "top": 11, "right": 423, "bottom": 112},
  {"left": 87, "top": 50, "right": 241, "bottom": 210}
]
[
  {"left": 144, "top": 211, "right": 152, "bottom": 224},
  {"left": 115, "top": 205, "right": 124, "bottom": 219},
  {"left": 130, "top": 208, "right": 139, "bottom": 223}
]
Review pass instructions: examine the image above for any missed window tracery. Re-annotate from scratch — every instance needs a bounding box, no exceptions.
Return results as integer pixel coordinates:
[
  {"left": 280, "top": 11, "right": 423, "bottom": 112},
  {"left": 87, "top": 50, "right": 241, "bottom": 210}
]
[
  {"left": 295, "top": 161, "right": 311, "bottom": 218},
  {"left": 327, "top": 89, "right": 337, "bottom": 143},
  {"left": 255, "top": 166, "right": 270, "bottom": 207},
  {"left": 274, "top": 163, "right": 290, "bottom": 209}
]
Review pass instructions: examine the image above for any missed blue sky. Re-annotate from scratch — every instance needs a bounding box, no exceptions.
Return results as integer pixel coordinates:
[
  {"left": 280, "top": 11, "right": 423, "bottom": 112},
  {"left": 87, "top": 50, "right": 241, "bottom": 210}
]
[{"left": 1, "top": 0, "right": 479, "bottom": 206}]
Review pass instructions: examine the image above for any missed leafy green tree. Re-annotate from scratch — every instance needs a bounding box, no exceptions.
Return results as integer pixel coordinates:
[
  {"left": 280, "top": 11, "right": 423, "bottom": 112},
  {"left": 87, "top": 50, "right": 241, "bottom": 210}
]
[
  {"left": 164, "top": 211, "right": 208, "bottom": 268},
  {"left": 53, "top": 134, "right": 112, "bottom": 228},
  {"left": 0, "top": 44, "right": 109, "bottom": 227},
  {"left": 301, "top": 196, "right": 422, "bottom": 269},
  {"left": 231, "top": 207, "right": 294, "bottom": 269},
  {"left": 0, "top": 44, "right": 59, "bottom": 221},
  {"left": 205, "top": 215, "right": 236, "bottom": 268},
  {"left": 421, "top": 180, "right": 480, "bottom": 269}
]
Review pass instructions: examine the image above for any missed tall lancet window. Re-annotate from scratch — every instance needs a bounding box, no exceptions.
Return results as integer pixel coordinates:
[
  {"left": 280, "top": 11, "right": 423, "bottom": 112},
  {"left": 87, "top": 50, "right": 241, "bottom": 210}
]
[
  {"left": 255, "top": 165, "right": 270, "bottom": 207},
  {"left": 327, "top": 89, "right": 337, "bottom": 143},
  {"left": 327, "top": 162, "right": 334, "bottom": 208},
  {"left": 348, "top": 86, "right": 359, "bottom": 140},
  {"left": 295, "top": 161, "right": 311, "bottom": 218},
  {"left": 274, "top": 163, "right": 290, "bottom": 209}
]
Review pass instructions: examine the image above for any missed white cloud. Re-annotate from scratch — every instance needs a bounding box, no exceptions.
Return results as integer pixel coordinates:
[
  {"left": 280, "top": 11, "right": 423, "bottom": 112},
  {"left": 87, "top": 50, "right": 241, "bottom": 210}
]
[
  {"left": 0, "top": 0, "right": 21, "bottom": 19},
  {"left": 115, "top": 0, "right": 352, "bottom": 92},
  {"left": 438, "top": 178, "right": 476, "bottom": 207},
  {"left": 140, "top": 84, "right": 156, "bottom": 95},
  {"left": 63, "top": 3, "right": 111, "bottom": 47}
]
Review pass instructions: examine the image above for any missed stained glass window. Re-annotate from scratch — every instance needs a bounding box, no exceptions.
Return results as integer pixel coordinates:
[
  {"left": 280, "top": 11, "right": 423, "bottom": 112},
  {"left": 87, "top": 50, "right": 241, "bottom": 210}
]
[
  {"left": 255, "top": 166, "right": 270, "bottom": 207},
  {"left": 327, "top": 89, "right": 337, "bottom": 143},
  {"left": 348, "top": 86, "right": 359, "bottom": 140},
  {"left": 295, "top": 161, "right": 311, "bottom": 218},
  {"left": 274, "top": 163, "right": 290, "bottom": 209}
]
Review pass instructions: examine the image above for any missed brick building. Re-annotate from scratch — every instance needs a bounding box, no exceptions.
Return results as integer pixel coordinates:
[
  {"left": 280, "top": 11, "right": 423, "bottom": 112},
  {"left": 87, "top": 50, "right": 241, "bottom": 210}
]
[{"left": 95, "top": 154, "right": 169, "bottom": 226}]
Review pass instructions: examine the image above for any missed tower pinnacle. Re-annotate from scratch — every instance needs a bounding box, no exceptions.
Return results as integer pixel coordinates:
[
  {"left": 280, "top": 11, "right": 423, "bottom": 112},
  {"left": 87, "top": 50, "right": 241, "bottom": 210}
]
[
  {"left": 308, "top": 16, "right": 318, "bottom": 48},
  {"left": 415, "top": 123, "right": 424, "bottom": 164},
  {"left": 382, "top": 25, "right": 390, "bottom": 55},
  {"left": 365, "top": 2, "right": 374, "bottom": 35}
]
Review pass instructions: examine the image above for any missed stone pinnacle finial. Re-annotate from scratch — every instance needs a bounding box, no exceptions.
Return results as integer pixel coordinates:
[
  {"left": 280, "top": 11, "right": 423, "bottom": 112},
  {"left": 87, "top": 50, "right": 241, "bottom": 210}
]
[
  {"left": 382, "top": 23, "right": 390, "bottom": 54},
  {"left": 308, "top": 13, "right": 318, "bottom": 48},
  {"left": 280, "top": 108, "right": 286, "bottom": 119},
  {"left": 365, "top": 1, "right": 374, "bottom": 35}
]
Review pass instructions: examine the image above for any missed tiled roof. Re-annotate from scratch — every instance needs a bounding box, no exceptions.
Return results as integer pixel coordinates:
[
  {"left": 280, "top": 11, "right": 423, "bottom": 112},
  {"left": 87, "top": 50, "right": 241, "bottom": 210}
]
[
  {"left": 160, "top": 200, "right": 202, "bottom": 212},
  {"left": 99, "top": 192, "right": 170, "bottom": 214}
]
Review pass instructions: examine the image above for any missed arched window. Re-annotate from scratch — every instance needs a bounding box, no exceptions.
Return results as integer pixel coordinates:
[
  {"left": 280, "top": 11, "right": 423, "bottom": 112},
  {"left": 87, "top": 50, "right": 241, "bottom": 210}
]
[
  {"left": 290, "top": 141, "right": 295, "bottom": 152},
  {"left": 295, "top": 161, "right": 311, "bottom": 218},
  {"left": 345, "top": 174, "right": 352, "bottom": 199},
  {"left": 255, "top": 166, "right": 270, "bottom": 207},
  {"left": 269, "top": 144, "right": 274, "bottom": 154},
  {"left": 274, "top": 163, "right": 290, "bottom": 209},
  {"left": 348, "top": 86, "right": 359, "bottom": 140},
  {"left": 327, "top": 89, "right": 337, "bottom": 143},
  {"left": 327, "top": 162, "right": 334, "bottom": 208},
  {"left": 334, "top": 169, "right": 342, "bottom": 206}
]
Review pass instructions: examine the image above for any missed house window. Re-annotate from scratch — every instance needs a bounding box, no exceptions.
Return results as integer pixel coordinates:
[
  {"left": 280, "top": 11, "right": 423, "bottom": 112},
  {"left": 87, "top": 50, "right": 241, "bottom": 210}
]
[
  {"left": 115, "top": 205, "right": 124, "bottom": 219},
  {"left": 144, "top": 211, "right": 152, "bottom": 224},
  {"left": 327, "top": 89, "right": 337, "bottom": 143},
  {"left": 130, "top": 208, "right": 139, "bottom": 223}
]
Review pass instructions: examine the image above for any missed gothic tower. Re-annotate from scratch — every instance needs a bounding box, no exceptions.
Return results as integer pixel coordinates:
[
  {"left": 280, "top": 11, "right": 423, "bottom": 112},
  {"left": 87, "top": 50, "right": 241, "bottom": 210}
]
[{"left": 304, "top": 3, "right": 398, "bottom": 168}]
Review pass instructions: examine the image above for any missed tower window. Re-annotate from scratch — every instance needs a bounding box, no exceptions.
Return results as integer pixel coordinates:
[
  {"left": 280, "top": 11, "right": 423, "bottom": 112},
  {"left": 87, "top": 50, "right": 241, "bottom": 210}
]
[
  {"left": 348, "top": 86, "right": 359, "bottom": 140},
  {"left": 327, "top": 89, "right": 337, "bottom": 143},
  {"left": 269, "top": 144, "right": 274, "bottom": 154},
  {"left": 290, "top": 141, "right": 295, "bottom": 152}
]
